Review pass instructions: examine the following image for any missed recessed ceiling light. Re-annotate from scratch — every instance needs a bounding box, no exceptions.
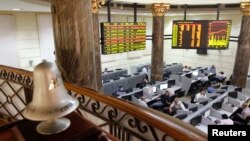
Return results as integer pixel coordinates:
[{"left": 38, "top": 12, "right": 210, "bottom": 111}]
[{"left": 13, "top": 8, "right": 22, "bottom": 11}]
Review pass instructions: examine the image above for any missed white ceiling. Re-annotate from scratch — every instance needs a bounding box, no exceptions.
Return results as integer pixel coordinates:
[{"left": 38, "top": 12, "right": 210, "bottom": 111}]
[
  {"left": 113, "top": 0, "right": 249, "bottom": 5},
  {"left": 0, "top": 0, "right": 247, "bottom": 12}
]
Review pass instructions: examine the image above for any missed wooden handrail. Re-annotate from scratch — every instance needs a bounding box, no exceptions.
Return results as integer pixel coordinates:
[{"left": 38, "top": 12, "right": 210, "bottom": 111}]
[
  {"left": 0, "top": 65, "right": 32, "bottom": 77},
  {"left": 65, "top": 83, "right": 207, "bottom": 141},
  {"left": 0, "top": 65, "right": 207, "bottom": 141}
]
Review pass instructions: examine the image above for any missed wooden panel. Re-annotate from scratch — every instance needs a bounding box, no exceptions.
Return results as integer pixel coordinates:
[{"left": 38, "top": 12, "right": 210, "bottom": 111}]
[
  {"left": 232, "top": 15, "right": 250, "bottom": 88},
  {"left": 51, "top": 0, "right": 96, "bottom": 88},
  {"left": 151, "top": 16, "right": 164, "bottom": 82}
]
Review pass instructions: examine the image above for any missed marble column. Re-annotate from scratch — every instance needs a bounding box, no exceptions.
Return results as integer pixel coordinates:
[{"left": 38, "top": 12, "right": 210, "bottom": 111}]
[
  {"left": 151, "top": 4, "right": 170, "bottom": 83},
  {"left": 92, "top": 0, "right": 105, "bottom": 91},
  {"left": 232, "top": 2, "right": 250, "bottom": 88},
  {"left": 51, "top": 0, "right": 96, "bottom": 89}
]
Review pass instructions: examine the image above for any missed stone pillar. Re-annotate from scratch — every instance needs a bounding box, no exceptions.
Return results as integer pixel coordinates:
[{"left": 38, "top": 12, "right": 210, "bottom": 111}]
[
  {"left": 151, "top": 3, "right": 170, "bottom": 83},
  {"left": 232, "top": 2, "right": 250, "bottom": 88},
  {"left": 91, "top": 0, "right": 105, "bottom": 91},
  {"left": 51, "top": 0, "right": 96, "bottom": 89}
]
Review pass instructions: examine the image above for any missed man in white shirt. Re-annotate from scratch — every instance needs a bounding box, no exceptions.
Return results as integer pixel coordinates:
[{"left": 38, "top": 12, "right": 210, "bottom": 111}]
[
  {"left": 216, "top": 114, "right": 234, "bottom": 125},
  {"left": 193, "top": 89, "right": 207, "bottom": 103},
  {"left": 183, "top": 66, "right": 189, "bottom": 72},
  {"left": 201, "top": 73, "right": 209, "bottom": 82},
  {"left": 169, "top": 97, "right": 187, "bottom": 115},
  {"left": 233, "top": 103, "right": 250, "bottom": 125},
  {"left": 142, "top": 66, "right": 148, "bottom": 74},
  {"left": 238, "top": 103, "right": 250, "bottom": 120}
]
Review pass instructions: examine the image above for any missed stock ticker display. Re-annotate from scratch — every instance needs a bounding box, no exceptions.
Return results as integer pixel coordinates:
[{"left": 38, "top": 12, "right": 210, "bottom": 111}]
[
  {"left": 172, "top": 20, "right": 231, "bottom": 49},
  {"left": 100, "top": 22, "right": 146, "bottom": 54}
]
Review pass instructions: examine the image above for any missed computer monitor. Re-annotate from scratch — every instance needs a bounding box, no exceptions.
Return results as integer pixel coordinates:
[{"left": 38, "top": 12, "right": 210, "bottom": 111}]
[
  {"left": 103, "top": 80, "right": 110, "bottom": 83},
  {"left": 212, "top": 102, "right": 222, "bottom": 110},
  {"left": 133, "top": 72, "right": 139, "bottom": 75},
  {"left": 168, "top": 79, "right": 176, "bottom": 87},
  {"left": 160, "top": 83, "right": 168, "bottom": 90},
  {"left": 221, "top": 86, "right": 228, "bottom": 90},
  {"left": 121, "top": 95, "right": 132, "bottom": 101},
  {"left": 199, "top": 69, "right": 204, "bottom": 73},
  {"left": 152, "top": 86, "right": 156, "bottom": 93},
  {"left": 200, "top": 100, "right": 208, "bottom": 105},
  {"left": 113, "top": 77, "right": 120, "bottom": 80},
  {"left": 192, "top": 70, "right": 199, "bottom": 76},
  {"left": 189, "top": 106, "right": 198, "bottom": 112},
  {"left": 234, "top": 87, "right": 242, "bottom": 92},
  {"left": 185, "top": 73, "right": 192, "bottom": 78},
  {"left": 210, "top": 95, "right": 218, "bottom": 100},
  {"left": 204, "top": 110, "right": 210, "bottom": 117},
  {"left": 122, "top": 74, "right": 131, "bottom": 77}
]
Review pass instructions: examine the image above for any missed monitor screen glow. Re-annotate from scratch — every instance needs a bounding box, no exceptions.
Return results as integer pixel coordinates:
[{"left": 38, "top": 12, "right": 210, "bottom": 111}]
[
  {"left": 192, "top": 70, "right": 199, "bottom": 76},
  {"left": 160, "top": 84, "right": 168, "bottom": 90},
  {"left": 152, "top": 86, "right": 156, "bottom": 93}
]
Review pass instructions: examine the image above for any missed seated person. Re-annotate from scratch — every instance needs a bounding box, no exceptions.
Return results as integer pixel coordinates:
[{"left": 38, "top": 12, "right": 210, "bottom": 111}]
[
  {"left": 141, "top": 78, "right": 150, "bottom": 88},
  {"left": 208, "top": 65, "right": 216, "bottom": 74},
  {"left": 234, "top": 103, "right": 250, "bottom": 124},
  {"left": 193, "top": 89, "right": 207, "bottom": 103},
  {"left": 149, "top": 91, "right": 172, "bottom": 109},
  {"left": 103, "top": 68, "right": 108, "bottom": 74},
  {"left": 115, "top": 86, "right": 125, "bottom": 96},
  {"left": 215, "top": 114, "right": 234, "bottom": 125},
  {"left": 168, "top": 97, "right": 188, "bottom": 116},
  {"left": 138, "top": 96, "right": 148, "bottom": 107},
  {"left": 183, "top": 66, "right": 190, "bottom": 72},
  {"left": 207, "top": 83, "right": 216, "bottom": 93},
  {"left": 215, "top": 71, "right": 226, "bottom": 83},
  {"left": 201, "top": 73, "right": 209, "bottom": 82}
]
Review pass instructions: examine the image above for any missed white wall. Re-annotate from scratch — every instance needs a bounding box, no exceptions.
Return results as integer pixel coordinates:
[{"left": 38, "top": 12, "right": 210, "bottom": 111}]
[
  {"left": 37, "top": 14, "right": 55, "bottom": 63},
  {"left": 15, "top": 13, "right": 41, "bottom": 70},
  {"left": 0, "top": 11, "right": 248, "bottom": 78},
  {"left": 0, "top": 15, "right": 19, "bottom": 67}
]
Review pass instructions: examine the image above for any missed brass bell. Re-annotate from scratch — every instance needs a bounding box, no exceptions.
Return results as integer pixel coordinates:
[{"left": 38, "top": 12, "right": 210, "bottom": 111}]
[{"left": 23, "top": 60, "right": 79, "bottom": 135}]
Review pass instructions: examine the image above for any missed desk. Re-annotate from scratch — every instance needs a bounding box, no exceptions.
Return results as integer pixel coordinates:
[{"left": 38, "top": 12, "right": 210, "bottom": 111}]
[
  {"left": 0, "top": 112, "right": 118, "bottom": 141},
  {"left": 171, "top": 85, "right": 182, "bottom": 92},
  {"left": 195, "top": 124, "right": 207, "bottom": 134},
  {"left": 217, "top": 109, "right": 232, "bottom": 117},
  {"left": 206, "top": 116, "right": 219, "bottom": 122}
]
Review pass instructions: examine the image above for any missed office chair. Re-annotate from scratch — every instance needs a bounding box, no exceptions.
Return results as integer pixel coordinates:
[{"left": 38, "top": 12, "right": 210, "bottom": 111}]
[
  {"left": 212, "top": 102, "right": 222, "bottom": 110},
  {"left": 228, "top": 91, "right": 238, "bottom": 98},
  {"left": 176, "top": 90, "right": 185, "bottom": 98},
  {"left": 190, "top": 115, "right": 202, "bottom": 126}
]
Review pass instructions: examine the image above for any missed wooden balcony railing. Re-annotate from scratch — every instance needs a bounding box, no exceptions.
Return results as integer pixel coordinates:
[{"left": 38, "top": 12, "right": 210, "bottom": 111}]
[{"left": 0, "top": 65, "right": 207, "bottom": 141}]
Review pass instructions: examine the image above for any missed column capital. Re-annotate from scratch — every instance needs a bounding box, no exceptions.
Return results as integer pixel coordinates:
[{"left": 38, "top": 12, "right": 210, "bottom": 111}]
[
  {"left": 151, "top": 3, "right": 170, "bottom": 16},
  {"left": 241, "top": 2, "right": 250, "bottom": 16},
  {"left": 92, "top": 0, "right": 105, "bottom": 13}
]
